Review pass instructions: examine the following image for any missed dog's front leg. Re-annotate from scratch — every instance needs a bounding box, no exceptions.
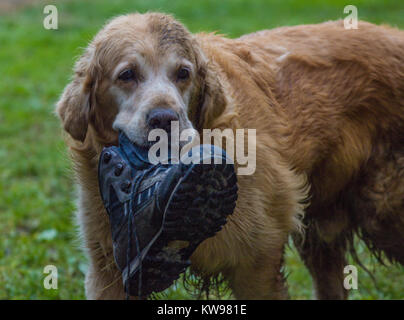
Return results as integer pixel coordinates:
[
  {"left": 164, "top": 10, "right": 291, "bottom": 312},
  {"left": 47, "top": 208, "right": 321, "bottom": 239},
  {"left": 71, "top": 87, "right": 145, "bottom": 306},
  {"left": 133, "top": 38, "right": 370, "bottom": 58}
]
[
  {"left": 293, "top": 215, "right": 349, "bottom": 300},
  {"left": 227, "top": 243, "right": 289, "bottom": 300}
]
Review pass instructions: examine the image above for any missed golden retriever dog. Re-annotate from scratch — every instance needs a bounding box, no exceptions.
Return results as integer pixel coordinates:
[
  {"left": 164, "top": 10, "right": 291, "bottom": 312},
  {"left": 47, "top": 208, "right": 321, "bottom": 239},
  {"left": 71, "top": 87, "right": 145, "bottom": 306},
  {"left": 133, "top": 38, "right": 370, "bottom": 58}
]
[{"left": 56, "top": 12, "right": 404, "bottom": 299}]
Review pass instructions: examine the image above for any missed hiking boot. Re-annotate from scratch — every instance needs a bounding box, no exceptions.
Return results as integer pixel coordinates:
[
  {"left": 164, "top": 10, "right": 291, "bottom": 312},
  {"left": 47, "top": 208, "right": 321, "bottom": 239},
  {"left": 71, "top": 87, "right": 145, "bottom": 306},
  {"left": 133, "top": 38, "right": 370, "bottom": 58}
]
[{"left": 98, "top": 132, "right": 238, "bottom": 297}]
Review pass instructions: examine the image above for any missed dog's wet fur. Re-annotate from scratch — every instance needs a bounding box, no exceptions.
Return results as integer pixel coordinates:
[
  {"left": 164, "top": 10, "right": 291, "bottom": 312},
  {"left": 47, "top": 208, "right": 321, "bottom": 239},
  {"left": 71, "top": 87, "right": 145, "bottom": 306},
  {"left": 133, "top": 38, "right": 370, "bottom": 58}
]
[{"left": 57, "top": 13, "right": 404, "bottom": 299}]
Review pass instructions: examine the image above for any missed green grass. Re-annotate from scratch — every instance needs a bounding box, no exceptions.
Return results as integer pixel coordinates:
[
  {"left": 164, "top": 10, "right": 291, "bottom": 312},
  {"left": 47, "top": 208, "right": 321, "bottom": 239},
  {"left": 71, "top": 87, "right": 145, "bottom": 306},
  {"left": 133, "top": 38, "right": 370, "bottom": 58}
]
[{"left": 0, "top": 0, "right": 403, "bottom": 299}]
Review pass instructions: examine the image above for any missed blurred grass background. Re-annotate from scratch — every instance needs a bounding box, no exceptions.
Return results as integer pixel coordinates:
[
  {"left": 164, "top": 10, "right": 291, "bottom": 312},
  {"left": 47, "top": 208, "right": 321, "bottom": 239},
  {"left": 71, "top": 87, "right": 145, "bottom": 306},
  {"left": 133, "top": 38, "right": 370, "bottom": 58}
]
[{"left": 0, "top": 0, "right": 403, "bottom": 299}]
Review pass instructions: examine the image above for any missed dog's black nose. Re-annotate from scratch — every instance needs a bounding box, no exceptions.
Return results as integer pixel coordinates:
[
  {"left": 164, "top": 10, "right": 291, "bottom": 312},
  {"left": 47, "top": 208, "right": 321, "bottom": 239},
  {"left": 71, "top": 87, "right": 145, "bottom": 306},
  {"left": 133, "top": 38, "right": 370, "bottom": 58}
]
[{"left": 147, "top": 108, "right": 179, "bottom": 131}]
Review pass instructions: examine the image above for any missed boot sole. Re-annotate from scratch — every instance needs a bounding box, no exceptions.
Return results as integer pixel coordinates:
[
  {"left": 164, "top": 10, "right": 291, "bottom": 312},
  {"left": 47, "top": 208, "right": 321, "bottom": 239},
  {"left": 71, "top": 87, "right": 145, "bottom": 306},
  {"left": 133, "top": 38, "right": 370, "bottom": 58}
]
[{"left": 125, "top": 162, "right": 237, "bottom": 296}]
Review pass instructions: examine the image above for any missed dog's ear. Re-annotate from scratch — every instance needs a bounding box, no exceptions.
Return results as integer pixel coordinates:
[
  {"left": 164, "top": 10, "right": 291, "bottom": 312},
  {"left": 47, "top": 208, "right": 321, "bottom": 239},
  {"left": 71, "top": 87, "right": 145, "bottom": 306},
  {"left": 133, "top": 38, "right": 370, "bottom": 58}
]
[
  {"left": 192, "top": 41, "right": 226, "bottom": 131},
  {"left": 56, "top": 47, "right": 97, "bottom": 142}
]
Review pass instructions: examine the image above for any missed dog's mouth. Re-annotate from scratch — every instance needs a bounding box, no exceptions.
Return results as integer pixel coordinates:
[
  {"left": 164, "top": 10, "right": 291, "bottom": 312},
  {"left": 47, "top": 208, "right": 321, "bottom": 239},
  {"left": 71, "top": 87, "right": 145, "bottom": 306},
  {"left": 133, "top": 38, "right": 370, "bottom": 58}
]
[
  {"left": 126, "top": 131, "right": 173, "bottom": 150},
  {"left": 125, "top": 129, "right": 193, "bottom": 150},
  {"left": 113, "top": 129, "right": 197, "bottom": 168}
]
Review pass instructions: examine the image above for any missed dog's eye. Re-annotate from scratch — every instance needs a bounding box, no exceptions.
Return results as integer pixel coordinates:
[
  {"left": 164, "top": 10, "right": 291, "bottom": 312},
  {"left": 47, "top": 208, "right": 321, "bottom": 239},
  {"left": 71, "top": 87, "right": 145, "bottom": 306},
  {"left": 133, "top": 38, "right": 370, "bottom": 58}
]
[
  {"left": 118, "top": 69, "right": 136, "bottom": 82},
  {"left": 177, "top": 67, "right": 190, "bottom": 81}
]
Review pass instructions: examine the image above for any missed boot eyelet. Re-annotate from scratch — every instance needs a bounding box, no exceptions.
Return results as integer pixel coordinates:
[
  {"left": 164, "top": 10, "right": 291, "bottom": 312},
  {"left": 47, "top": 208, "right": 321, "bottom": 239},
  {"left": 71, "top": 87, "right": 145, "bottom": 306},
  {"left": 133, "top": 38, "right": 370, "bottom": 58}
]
[
  {"left": 103, "top": 152, "right": 112, "bottom": 163},
  {"left": 121, "top": 180, "right": 132, "bottom": 193},
  {"left": 114, "top": 163, "right": 124, "bottom": 176}
]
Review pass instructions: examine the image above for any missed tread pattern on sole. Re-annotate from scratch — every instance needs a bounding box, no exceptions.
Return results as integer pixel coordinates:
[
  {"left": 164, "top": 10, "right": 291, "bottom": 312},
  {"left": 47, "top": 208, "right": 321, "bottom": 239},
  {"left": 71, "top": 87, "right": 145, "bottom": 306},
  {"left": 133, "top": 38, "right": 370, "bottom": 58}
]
[{"left": 127, "top": 162, "right": 237, "bottom": 296}]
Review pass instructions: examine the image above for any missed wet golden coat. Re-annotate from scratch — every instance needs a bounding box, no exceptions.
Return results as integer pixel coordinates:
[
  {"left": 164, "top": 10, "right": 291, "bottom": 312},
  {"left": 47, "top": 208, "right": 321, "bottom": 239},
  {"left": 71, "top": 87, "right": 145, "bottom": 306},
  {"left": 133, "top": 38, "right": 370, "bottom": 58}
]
[{"left": 57, "top": 13, "right": 404, "bottom": 299}]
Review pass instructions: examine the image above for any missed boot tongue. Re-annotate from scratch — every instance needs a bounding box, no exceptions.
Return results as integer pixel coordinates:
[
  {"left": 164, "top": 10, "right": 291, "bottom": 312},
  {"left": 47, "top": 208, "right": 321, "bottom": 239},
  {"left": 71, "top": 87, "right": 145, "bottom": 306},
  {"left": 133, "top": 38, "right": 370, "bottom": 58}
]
[
  {"left": 118, "top": 131, "right": 179, "bottom": 169},
  {"left": 118, "top": 132, "right": 231, "bottom": 169},
  {"left": 118, "top": 132, "right": 151, "bottom": 170}
]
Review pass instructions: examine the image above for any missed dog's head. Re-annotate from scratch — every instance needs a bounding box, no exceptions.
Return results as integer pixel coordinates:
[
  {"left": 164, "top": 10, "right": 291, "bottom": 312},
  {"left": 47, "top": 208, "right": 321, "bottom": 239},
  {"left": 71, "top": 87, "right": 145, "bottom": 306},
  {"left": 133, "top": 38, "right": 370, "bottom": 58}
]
[{"left": 56, "top": 13, "right": 226, "bottom": 148}]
